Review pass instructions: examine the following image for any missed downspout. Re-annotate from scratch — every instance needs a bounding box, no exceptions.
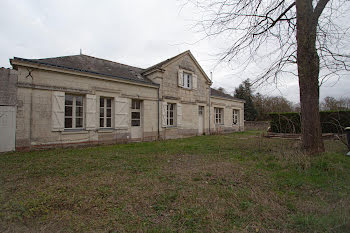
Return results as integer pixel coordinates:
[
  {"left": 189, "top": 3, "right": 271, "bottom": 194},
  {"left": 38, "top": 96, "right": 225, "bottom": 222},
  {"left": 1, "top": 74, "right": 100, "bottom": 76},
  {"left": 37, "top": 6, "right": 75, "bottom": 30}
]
[
  {"left": 30, "top": 87, "right": 33, "bottom": 148},
  {"left": 208, "top": 72, "right": 213, "bottom": 135},
  {"left": 208, "top": 88, "right": 211, "bottom": 135},
  {"left": 28, "top": 69, "right": 34, "bottom": 149},
  {"left": 157, "top": 87, "right": 160, "bottom": 140}
]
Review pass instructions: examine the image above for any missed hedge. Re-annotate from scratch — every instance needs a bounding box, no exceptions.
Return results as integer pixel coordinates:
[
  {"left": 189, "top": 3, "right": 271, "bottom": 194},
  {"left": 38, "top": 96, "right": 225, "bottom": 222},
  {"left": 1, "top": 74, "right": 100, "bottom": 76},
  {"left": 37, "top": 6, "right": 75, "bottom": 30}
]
[{"left": 269, "top": 111, "right": 350, "bottom": 134}]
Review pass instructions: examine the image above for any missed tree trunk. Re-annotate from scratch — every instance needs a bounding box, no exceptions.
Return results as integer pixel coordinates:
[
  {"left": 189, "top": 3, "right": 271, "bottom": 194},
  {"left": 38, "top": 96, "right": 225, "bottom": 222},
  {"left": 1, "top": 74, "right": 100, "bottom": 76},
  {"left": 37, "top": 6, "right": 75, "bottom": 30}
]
[{"left": 296, "top": 0, "right": 325, "bottom": 154}]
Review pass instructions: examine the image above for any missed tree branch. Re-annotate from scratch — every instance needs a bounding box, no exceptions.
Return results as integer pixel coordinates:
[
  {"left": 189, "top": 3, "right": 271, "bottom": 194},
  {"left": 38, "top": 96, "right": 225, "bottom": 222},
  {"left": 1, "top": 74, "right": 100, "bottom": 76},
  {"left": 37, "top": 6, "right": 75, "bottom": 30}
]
[
  {"left": 313, "top": 0, "right": 330, "bottom": 21},
  {"left": 253, "top": 2, "right": 296, "bottom": 36}
]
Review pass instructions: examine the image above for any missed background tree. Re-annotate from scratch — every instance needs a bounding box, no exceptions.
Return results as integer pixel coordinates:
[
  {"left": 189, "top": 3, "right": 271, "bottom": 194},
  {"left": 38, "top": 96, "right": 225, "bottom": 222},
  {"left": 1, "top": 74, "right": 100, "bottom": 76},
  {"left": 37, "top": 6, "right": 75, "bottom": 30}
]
[
  {"left": 254, "top": 94, "right": 294, "bottom": 120},
  {"left": 321, "top": 96, "right": 350, "bottom": 110},
  {"left": 188, "top": 0, "right": 350, "bottom": 154},
  {"left": 217, "top": 87, "right": 227, "bottom": 93},
  {"left": 234, "top": 79, "right": 258, "bottom": 121}
]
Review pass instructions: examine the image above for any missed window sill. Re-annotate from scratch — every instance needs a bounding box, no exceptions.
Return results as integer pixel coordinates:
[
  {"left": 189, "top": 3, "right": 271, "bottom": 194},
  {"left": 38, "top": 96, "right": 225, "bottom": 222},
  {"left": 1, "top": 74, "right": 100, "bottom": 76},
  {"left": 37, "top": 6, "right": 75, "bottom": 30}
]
[
  {"left": 62, "top": 129, "right": 88, "bottom": 135},
  {"left": 98, "top": 128, "right": 115, "bottom": 133}
]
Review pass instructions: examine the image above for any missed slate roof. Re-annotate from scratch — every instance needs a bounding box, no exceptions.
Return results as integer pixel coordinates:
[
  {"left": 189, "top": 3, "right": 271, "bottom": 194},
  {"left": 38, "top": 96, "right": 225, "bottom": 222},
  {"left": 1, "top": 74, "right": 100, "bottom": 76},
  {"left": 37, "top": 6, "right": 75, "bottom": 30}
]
[
  {"left": 11, "top": 54, "right": 157, "bottom": 86},
  {"left": 210, "top": 88, "right": 245, "bottom": 102}
]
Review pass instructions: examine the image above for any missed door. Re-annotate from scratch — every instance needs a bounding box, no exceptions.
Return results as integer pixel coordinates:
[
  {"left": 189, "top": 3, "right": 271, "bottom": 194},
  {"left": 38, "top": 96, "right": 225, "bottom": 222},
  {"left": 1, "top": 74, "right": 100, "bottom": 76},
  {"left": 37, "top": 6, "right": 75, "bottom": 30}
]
[
  {"left": 0, "top": 106, "right": 16, "bottom": 152},
  {"left": 131, "top": 99, "right": 143, "bottom": 141},
  {"left": 198, "top": 106, "right": 204, "bottom": 135}
]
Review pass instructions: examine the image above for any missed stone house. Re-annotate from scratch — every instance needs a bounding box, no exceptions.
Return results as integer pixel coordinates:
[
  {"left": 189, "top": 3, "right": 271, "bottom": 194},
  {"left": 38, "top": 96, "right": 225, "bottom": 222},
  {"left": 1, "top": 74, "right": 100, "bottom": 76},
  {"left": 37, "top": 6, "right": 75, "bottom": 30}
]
[{"left": 5, "top": 50, "right": 244, "bottom": 150}]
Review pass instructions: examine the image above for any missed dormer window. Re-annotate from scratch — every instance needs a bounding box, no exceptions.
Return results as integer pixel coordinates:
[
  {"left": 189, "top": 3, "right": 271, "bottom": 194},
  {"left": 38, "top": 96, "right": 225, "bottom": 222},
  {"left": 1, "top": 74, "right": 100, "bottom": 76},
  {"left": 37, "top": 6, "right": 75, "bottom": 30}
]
[{"left": 183, "top": 72, "right": 192, "bottom": 89}]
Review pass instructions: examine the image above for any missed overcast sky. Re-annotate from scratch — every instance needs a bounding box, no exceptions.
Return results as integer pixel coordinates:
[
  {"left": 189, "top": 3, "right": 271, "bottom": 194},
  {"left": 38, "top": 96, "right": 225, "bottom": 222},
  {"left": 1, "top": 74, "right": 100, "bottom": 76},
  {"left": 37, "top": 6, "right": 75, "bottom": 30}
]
[{"left": 1, "top": 0, "right": 349, "bottom": 103}]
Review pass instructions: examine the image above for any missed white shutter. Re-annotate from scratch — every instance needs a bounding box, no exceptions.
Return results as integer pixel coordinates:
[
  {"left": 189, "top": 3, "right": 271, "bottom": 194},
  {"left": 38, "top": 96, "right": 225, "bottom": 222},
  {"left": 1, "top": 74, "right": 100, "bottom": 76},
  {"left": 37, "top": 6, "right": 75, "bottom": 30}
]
[
  {"left": 177, "top": 103, "right": 182, "bottom": 126},
  {"left": 52, "top": 91, "right": 65, "bottom": 131},
  {"left": 162, "top": 102, "right": 167, "bottom": 127},
  {"left": 86, "top": 94, "right": 97, "bottom": 130},
  {"left": 115, "top": 97, "right": 129, "bottom": 129},
  {"left": 178, "top": 69, "right": 184, "bottom": 87},
  {"left": 192, "top": 74, "right": 198, "bottom": 90}
]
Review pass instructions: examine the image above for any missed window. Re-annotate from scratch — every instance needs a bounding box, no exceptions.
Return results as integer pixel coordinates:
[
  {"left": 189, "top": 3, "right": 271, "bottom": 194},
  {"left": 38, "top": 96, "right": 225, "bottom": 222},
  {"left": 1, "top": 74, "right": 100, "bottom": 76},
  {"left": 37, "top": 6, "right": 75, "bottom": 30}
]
[
  {"left": 65, "top": 95, "right": 84, "bottom": 129},
  {"left": 131, "top": 99, "right": 141, "bottom": 126},
  {"left": 100, "top": 97, "right": 112, "bottom": 128},
  {"left": 214, "top": 107, "right": 223, "bottom": 124},
  {"left": 183, "top": 72, "right": 192, "bottom": 89},
  {"left": 167, "top": 103, "right": 175, "bottom": 126},
  {"left": 233, "top": 109, "right": 239, "bottom": 125},
  {"left": 198, "top": 106, "right": 204, "bottom": 115}
]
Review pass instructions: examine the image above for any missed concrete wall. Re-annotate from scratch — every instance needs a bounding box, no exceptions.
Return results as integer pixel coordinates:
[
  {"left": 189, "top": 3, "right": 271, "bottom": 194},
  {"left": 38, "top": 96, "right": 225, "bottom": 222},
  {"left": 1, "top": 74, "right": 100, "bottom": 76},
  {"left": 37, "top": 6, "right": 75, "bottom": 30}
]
[
  {"left": 0, "top": 68, "right": 17, "bottom": 152},
  {"left": 0, "top": 68, "right": 17, "bottom": 106}
]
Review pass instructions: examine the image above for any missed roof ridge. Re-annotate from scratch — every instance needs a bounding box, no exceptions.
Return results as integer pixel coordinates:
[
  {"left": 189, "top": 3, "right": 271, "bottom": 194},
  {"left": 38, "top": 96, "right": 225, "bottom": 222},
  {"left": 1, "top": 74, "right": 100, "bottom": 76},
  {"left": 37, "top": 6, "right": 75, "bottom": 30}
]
[
  {"left": 81, "top": 54, "right": 145, "bottom": 70},
  {"left": 28, "top": 54, "right": 82, "bottom": 60},
  {"left": 143, "top": 50, "right": 190, "bottom": 73},
  {"left": 28, "top": 54, "right": 145, "bottom": 71},
  {"left": 210, "top": 88, "right": 245, "bottom": 102}
]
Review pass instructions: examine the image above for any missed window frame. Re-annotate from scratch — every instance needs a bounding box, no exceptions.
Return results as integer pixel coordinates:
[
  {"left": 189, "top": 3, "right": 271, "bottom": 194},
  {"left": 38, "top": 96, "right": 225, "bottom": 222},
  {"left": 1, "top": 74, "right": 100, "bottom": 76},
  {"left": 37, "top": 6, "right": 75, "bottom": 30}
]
[
  {"left": 64, "top": 94, "right": 84, "bottom": 129},
  {"left": 233, "top": 109, "right": 239, "bottom": 125},
  {"left": 131, "top": 99, "right": 142, "bottom": 127},
  {"left": 99, "top": 97, "right": 113, "bottom": 128},
  {"left": 214, "top": 107, "right": 223, "bottom": 125},
  {"left": 198, "top": 106, "right": 204, "bottom": 116},
  {"left": 183, "top": 72, "right": 192, "bottom": 89},
  {"left": 167, "top": 103, "right": 176, "bottom": 126}
]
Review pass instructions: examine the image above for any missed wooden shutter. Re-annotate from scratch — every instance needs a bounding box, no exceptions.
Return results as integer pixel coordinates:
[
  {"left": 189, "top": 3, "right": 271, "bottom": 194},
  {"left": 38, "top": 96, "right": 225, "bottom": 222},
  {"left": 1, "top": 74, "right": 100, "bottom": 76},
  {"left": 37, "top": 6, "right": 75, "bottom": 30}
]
[
  {"left": 177, "top": 103, "right": 182, "bottom": 126},
  {"left": 86, "top": 94, "right": 97, "bottom": 130},
  {"left": 178, "top": 69, "right": 183, "bottom": 87},
  {"left": 52, "top": 91, "right": 65, "bottom": 131},
  {"left": 115, "top": 97, "right": 129, "bottom": 129},
  {"left": 192, "top": 74, "right": 198, "bottom": 90},
  {"left": 162, "top": 102, "right": 167, "bottom": 127}
]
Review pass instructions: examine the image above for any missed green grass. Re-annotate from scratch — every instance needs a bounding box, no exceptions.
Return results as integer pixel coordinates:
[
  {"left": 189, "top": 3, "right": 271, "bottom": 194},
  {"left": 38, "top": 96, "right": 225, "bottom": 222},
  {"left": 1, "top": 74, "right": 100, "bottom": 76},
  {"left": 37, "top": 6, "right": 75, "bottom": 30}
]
[{"left": 1, "top": 131, "right": 349, "bottom": 232}]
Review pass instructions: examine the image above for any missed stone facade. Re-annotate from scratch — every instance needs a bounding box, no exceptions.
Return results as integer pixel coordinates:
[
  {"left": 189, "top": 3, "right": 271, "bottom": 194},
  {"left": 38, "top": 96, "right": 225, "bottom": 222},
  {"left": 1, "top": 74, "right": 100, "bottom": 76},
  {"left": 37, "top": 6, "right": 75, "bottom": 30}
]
[
  {"left": 10, "top": 51, "right": 244, "bottom": 150},
  {"left": 210, "top": 96, "right": 244, "bottom": 133}
]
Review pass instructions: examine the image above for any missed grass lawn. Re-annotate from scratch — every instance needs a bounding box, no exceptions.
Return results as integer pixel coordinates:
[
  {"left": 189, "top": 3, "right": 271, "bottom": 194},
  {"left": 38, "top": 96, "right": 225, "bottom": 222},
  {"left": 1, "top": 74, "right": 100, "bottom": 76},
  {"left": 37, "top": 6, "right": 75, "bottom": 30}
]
[{"left": 0, "top": 131, "right": 349, "bottom": 232}]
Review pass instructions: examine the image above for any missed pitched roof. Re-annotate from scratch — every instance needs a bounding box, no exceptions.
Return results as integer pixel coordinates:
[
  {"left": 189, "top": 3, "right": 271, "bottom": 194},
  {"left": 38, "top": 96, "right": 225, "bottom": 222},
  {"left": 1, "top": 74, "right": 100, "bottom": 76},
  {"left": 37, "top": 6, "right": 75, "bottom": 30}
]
[
  {"left": 210, "top": 88, "right": 245, "bottom": 102},
  {"left": 143, "top": 50, "right": 189, "bottom": 73},
  {"left": 142, "top": 50, "right": 212, "bottom": 83},
  {"left": 11, "top": 54, "right": 157, "bottom": 86}
]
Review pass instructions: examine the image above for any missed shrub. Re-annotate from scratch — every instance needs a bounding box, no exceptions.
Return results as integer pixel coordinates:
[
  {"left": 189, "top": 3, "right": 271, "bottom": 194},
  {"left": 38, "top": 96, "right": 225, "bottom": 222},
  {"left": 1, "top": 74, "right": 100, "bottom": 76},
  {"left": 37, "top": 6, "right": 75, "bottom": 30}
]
[{"left": 269, "top": 111, "right": 350, "bottom": 134}]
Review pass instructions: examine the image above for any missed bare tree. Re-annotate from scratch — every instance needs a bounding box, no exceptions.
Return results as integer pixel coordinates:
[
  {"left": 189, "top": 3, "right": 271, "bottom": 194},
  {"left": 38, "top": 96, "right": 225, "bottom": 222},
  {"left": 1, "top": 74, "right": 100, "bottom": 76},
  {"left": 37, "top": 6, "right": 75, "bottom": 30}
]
[
  {"left": 187, "top": 0, "right": 350, "bottom": 154},
  {"left": 321, "top": 96, "right": 350, "bottom": 110},
  {"left": 254, "top": 93, "right": 294, "bottom": 120}
]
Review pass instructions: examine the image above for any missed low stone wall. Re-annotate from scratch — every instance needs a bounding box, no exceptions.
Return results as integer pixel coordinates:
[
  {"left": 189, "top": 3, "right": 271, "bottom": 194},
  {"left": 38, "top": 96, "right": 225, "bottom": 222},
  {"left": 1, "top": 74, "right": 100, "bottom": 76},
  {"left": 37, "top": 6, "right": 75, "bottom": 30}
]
[{"left": 244, "top": 121, "right": 270, "bottom": 131}]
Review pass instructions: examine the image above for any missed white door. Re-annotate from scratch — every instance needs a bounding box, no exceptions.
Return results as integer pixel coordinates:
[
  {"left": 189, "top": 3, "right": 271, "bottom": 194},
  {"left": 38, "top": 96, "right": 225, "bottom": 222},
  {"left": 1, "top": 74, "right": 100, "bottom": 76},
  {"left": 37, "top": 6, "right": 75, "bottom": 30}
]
[
  {"left": 131, "top": 100, "right": 143, "bottom": 140},
  {"left": 198, "top": 106, "right": 204, "bottom": 135},
  {"left": 0, "top": 106, "right": 16, "bottom": 152}
]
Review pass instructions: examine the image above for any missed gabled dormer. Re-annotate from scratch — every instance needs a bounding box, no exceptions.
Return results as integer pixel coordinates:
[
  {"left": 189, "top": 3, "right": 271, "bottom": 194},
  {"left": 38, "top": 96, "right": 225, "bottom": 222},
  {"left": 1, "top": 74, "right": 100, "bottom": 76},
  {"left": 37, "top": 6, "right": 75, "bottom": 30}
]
[{"left": 143, "top": 50, "right": 212, "bottom": 103}]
